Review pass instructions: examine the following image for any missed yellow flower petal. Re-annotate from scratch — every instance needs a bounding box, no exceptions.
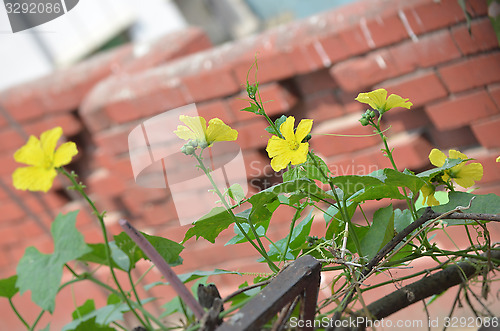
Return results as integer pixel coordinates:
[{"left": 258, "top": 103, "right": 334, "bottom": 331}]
[
  {"left": 280, "top": 116, "right": 295, "bottom": 142},
  {"left": 386, "top": 94, "right": 412, "bottom": 110},
  {"left": 421, "top": 184, "right": 439, "bottom": 206},
  {"left": 454, "top": 163, "right": 483, "bottom": 188},
  {"left": 496, "top": 156, "right": 500, "bottom": 162},
  {"left": 12, "top": 127, "right": 77, "bottom": 192},
  {"left": 12, "top": 166, "right": 57, "bottom": 192},
  {"left": 289, "top": 143, "right": 309, "bottom": 165},
  {"left": 429, "top": 148, "right": 446, "bottom": 167},
  {"left": 266, "top": 136, "right": 289, "bottom": 158},
  {"left": 53, "top": 142, "right": 78, "bottom": 167},
  {"left": 355, "top": 89, "right": 387, "bottom": 110},
  {"left": 13, "top": 136, "right": 44, "bottom": 166},
  {"left": 179, "top": 116, "right": 207, "bottom": 141},
  {"left": 206, "top": 118, "right": 238, "bottom": 144},
  {"left": 295, "top": 119, "right": 313, "bottom": 142},
  {"left": 448, "top": 149, "right": 467, "bottom": 160},
  {"left": 40, "top": 127, "right": 62, "bottom": 157},
  {"left": 270, "top": 153, "right": 291, "bottom": 172},
  {"left": 174, "top": 125, "right": 196, "bottom": 141}
]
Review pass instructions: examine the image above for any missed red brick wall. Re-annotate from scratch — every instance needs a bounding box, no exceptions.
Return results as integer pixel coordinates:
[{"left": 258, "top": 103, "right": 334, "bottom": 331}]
[{"left": 0, "top": 0, "right": 499, "bottom": 328}]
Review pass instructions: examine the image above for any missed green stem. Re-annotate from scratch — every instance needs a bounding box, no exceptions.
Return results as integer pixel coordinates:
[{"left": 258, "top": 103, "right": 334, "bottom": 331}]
[
  {"left": 281, "top": 206, "right": 303, "bottom": 264},
  {"left": 129, "top": 271, "right": 153, "bottom": 329},
  {"left": 59, "top": 168, "right": 149, "bottom": 329},
  {"left": 9, "top": 299, "right": 29, "bottom": 329},
  {"left": 29, "top": 310, "right": 45, "bottom": 331},
  {"left": 59, "top": 268, "right": 168, "bottom": 331},
  {"left": 194, "top": 154, "right": 279, "bottom": 273},
  {"left": 371, "top": 119, "right": 418, "bottom": 221}
]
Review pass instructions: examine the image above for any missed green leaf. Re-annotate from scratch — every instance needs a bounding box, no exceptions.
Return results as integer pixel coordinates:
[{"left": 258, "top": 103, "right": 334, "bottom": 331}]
[
  {"left": 0, "top": 275, "right": 18, "bottom": 299},
  {"left": 226, "top": 223, "right": 267, "bottom": 245},
  {"left": 109, "top": 242, "right": 130, "bottom": 272},
  {"left": 370, "top": 168, "right": 426, "bottom": 195},
  {"left": 40, "top": 324, "right": 50, "bottom": 331},
  {"left": 303, "top": 153, "right": 331, "bottom": 183},
  {"left": 488, "top": 0, "right": 500, "bottom": 46},
  {"left": 417, "top": 158, "right": 462, "bottom": 179},
  {"left": 350, "top": 185, "right": 406, "bottom": 203},
  {"left": 183, "top": 207, "right": 243, "bottom": 243},
  {"left": 145, "top": 269, "right": 241, "bottom": 291},
  {"left": 16, "top": 211, "right": 91, "bottom": 313},
  {"left": 142, "top": 232, "right": 184, "bottom": 266},
  {"left": 360, "top": 205, "right": 394, "bottom": 260},
  {"left": 325, "top": 201, "right": 358, "bottom": 240},
  {"left": 72, "top": 299, "right": 96, "bottom": 320},
  {"left": 283, "top": 166, "right": 306, "bottom": 182},
  {"left": 80, "top": 232, "right": 184, "bottom": 270},
  {"left": 394, "top": 209, "right": 413, "bottom": 233},
  {"left": 226, "top": 183, "right": 245, "bottom": 204},
  {"left": 107, "top": 293, "right": 121, "bottom": 305},
  {"left": 241, "top": 102, "right": 260, "bottom": 114},
  {"left": 265, "top": 115, "right": 287, "bottom": 135},
  {"left": 62, "top": 299, "right": 154, "bottom": 331},
  {"left": 330, "top": 175, "right": 384, "bottom": 198},
  {"left": 429, "top": 192, "right": 500, "bottom": 225},
  {"left": 260, "top": 210, "right": 314, "bottom": 261}
]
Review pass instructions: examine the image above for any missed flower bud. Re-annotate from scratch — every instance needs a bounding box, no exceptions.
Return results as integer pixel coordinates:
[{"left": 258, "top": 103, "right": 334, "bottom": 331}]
[
  {"left": 301, "top": 133, "right": 312, "bottom": 143},
  {"left": 359, "top": 117, "right": 369, "bottom": 126},
  {"left": 246, "top": 83, "right": 257, "bottom": 98},
  {"left": 181, "top": 144, "right": 195, "bottom": 155},
  {"left": 188, "top": 140, "right": 198, "bottom": 148},
  {"left": 198, "top": 140, "right": 208, "bottom": 149}
]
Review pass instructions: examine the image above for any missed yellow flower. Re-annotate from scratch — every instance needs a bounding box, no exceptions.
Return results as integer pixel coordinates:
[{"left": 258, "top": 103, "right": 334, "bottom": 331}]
[
  {"left": 428, "top": 149, "right": 483, "bottom": 188},
  {"left": 420, "top": 183, "right": 439, "bottom": 206},
  {"left": 497, "top": 156, "right": 500, "bottom": 162},
  {"left": 12, "top": 127, "right": 78, "bottom": 192},
  {"left": 174, "top": 115, "right": 237, "bottom": 147},
  {"left": 355, "top": 88, "right": 413, "bottom": 113},
  {"left": 266, "top": 116, "right": 313, "bottom": 172}
]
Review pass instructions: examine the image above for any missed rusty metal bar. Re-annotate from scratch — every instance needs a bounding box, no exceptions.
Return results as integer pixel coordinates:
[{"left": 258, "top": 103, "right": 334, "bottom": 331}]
[{"left": 216, "top": 255, "right": 321, "bottom": 331}]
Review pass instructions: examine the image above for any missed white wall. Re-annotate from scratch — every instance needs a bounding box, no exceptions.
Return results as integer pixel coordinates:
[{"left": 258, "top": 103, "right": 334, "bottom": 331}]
[{"left": 0, "top": 0, "right": 187, "bottom": 92}]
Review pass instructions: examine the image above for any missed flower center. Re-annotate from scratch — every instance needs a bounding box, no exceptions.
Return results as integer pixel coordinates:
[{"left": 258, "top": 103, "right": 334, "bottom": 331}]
[{"left": 288, "top": 139, "right": 299, "bottom": 151}]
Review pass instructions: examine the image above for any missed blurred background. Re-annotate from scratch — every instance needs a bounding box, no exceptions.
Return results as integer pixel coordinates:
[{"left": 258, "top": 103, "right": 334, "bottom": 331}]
[{"left": 1, "top": 0, "right": 499, "bottom": 330}]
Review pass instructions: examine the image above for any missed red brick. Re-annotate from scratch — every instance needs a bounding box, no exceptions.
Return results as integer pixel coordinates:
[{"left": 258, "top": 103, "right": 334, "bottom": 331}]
[
  {"left": 234, "top": 118, "right": 270, "bottom": 150},
  {"left": 301, "top": 92, "right": 344, "bottom": 122},
  {"left": 1, "top": 200, "right": 25, "bottom": 222},
  {"left": 425, "top": 89, "right": 499, "bottom": 130},
  {"left": 94, "top": 125, "right": 132, "bottom": 157},
  {"left": 196, "top": 100, "right": 234, "bottom": 125},
  {"left": 294, "top": 69, "right": 337, "bottom": 96},
  {"left": 383, "top": 71, "right": 448, "bottom": 108},
  {"left": 228, "top": 83, "right": 297, "bottom": 121},
  {"left": 438, "top": 53, "right": 500, "bottom": 93},
  {"left": 330, "top": 49, "right": 401, "bottom": 92},
  {"left": 0, "top": 128, "right": 25, "bottom": 154},
  {"left": 141, "top": 199, "right": 177, "bottom": 226},
  {"left": 383, "top": 133, "right": 433, "bottom": 170},
  {"left": 121, "top": 187, "right": 169, "bottom": 216},
  {"left": 489, "top": 84, "right": 500, "bottom": 109},
  {"left": 471, "top": 115, "right": 500, "bottom": 149},
  {"left": 233, "top": 51, "right": 296, "bottom": 85},
  {"left": 104, "top": 78, "right": 188, "bottom": 125},
  {"left": 311, "top": 114, "right": 380, "bottom": 157},
  {"left": 0, "top": 222, "right": 24, "bottom": 246},
  {"left": 24, "top": 113, "right": 82, "bottom": 137},
  {"left": 337, "top": 25, "right": 372, "bottom": 57},
  {"left": 365, "top": 13, "right": 409, "bottom": 48},
  {"left": 87, "top": 168, "right": 127, "bottom": 198},
  {"left": 383, "top": 107, "right": 432, "bottom": 131},
  {"left": 0, "top": 152, "right": 19, "bottom": 177},
  {"left": 319, "top": 33, "right": 353, "bottom": 64},
  {"left": 451, "top": 18, "right": 499, "bottom": 55},
  {"left": 287, "top": 42, "right": 329, "bottom": 74},
  {"left": 428, "top": 126, "right": 478, "bottom": 149},
  {"left": 243, "top": 150, "right": 269, "bottom": 180},
  {"left": 0, "top": 87, "right": 46, "bottom": 122},
  {"left": 400, "top": 0, "right": 469, "bottom": 35},
  {"left": 389, "top": 30, "right": 462, "bottom": 72},
  {"left": 327, "top": 152, "right": 381, "bottom": 177},
  {"left": 0, "top": 113, "right": 6, "bottom": 128},
  {"left": 182, "top": 68, "right": 239, "bottom": 103}
]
